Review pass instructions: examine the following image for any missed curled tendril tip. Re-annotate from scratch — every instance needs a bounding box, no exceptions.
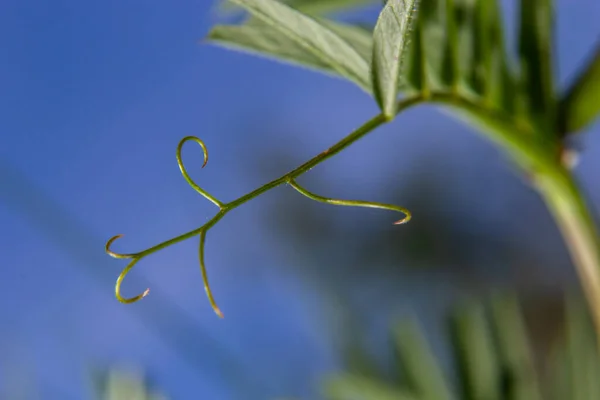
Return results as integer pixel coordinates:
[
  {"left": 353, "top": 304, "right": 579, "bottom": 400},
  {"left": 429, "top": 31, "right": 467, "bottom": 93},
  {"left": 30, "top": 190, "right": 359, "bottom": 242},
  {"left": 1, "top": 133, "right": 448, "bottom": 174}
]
[
  {"left": 106, "top": 234, "right": 135, "bottom": 259},
  {"left": 105, "top": 234, "right": 150, "bottom": 304},
  {"left": 176, "top": 136, "right": 223, "bottom": 208}
]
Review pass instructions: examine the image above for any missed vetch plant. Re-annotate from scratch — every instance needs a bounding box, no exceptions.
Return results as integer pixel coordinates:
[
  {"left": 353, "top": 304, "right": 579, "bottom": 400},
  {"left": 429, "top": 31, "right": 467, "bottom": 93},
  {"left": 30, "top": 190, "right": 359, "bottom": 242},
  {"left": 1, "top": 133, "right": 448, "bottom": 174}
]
[{"left": 106, "top": 0, "right": 600, "bottom": 334}]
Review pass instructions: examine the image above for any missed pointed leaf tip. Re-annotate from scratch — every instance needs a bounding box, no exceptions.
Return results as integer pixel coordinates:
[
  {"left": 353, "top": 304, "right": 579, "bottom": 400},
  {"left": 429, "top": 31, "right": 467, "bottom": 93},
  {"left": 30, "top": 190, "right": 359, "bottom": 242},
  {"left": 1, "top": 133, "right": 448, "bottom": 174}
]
[{"left": 372, "top": 0, "right": 420, "bottom": 118}]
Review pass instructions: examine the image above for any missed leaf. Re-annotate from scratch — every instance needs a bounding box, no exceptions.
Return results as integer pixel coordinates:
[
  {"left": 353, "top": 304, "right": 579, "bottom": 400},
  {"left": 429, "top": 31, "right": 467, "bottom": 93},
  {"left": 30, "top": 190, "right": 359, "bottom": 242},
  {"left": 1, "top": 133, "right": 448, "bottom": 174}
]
[
  {"left": 518, "top": 0, "right": 556, "bottom": 133},
  {"left": 323, "top": 374, "right": 417, "bottom": 400},
  {"left": 219, "top": 0, "right": 378, "bottom": 16},
  {"left": 321, "top": 19, "right": 373, "bottom": 63},
  {"left": 450, "top": 301, "right": 502, "bottom": 400},
  {"left": 208, "top": 17, "right": 373, "bottom": 86},
  {"left": 417, "top": 0, "right": 449, "bottom": 90},
  {"left": 402, "top": 8, "right": 426, "bottom": 93},
  {"left": 208, "top": 24, "right": 337, "bottom": 75},
  {"left": 371, "top": 0, "right": 419, "bottom": 119},
  {"left": 559, "top": 40, "right": 600, "bottom": 134},
  {"left": 489, "top": 293, "right": 542, "bottom": 400},
  {"left": 393, "top": 318, "right": 454, "bottom": 400},
  {"left": 225, "top": 0, "right": 371, "bottom": 92}
]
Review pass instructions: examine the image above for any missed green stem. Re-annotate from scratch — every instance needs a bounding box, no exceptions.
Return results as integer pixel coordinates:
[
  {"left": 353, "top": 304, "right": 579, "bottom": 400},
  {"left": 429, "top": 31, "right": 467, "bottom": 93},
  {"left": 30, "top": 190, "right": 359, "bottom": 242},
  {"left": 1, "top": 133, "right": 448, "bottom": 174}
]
[{"left": 534, "top": 169, "right": 600, "bottom": 338}]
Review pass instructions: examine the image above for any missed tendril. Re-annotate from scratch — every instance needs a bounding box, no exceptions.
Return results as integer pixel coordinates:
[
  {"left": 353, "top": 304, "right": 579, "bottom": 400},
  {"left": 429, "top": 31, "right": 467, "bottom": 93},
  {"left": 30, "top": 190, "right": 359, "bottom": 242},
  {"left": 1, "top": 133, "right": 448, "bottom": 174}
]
[
  {"left": 177, "top": 136, "right": 224, "bottom": 208},
  {"left": 287, "top": 178, "right": 412, "bottom": 225},
  {"left": 105, "top": 234, "right": 150, "bottom": 304},
  {"left": 198, "top": 229, "right": 223, "bottom": 318}
]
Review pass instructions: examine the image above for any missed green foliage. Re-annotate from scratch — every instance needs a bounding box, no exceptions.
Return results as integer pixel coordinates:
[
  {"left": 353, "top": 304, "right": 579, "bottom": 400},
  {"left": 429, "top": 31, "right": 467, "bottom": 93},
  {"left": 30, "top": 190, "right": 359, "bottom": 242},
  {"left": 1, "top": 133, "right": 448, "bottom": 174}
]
[
  {"left": 559, "top": 41, "right": 600, "bottom": 134},
  {"left": 219, "top": 0, "right": 379, "bottom": 16},
  {"left": 371, "top": 0, "right": 418, "bottom": 118},
  {"left": 94, "top": 367, "right": 168, "bottom": 400},
  {"left": 222, "top": 0, "right": 372, "bottom": 92},
  {"left": 320, "top": 294, "right": 599, "bottom": 400},
  {"left": 109, "top": 0, "right": 600, "bottom": 339}
]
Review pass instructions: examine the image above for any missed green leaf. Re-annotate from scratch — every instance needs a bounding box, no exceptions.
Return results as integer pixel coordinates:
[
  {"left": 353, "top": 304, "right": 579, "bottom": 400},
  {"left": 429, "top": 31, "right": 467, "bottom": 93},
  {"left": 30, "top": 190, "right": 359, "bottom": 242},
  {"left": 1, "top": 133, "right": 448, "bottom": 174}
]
[
  {"left": 417, "top": 0, "right": 449, "bottom": 90},
  {"left": 559, "top": 41, "right": 600, "bottom": 134},
  {"left": 518, "top": 0, "right": 556, "bottom": 133},
  {"left": 403, "top": 9, "right": 426, "bottom": 93},
  {"left": 451, "top": 302, "right": 502, "bottom": 400},
  {"left": 208, "top": 24, "right": 336, "bottom": 75},
  {"left": 321, "top": 20, "right": 373, "bottom": 63},
  {"left": 219, "top": 0, "right": 378, "bottom": 16},
  {"left": 489, "top": 293, "right": 542, "bottom": 400},
  {"left": 207, "top": 18, "right": 372, "bottom": 86},
  {"left": 393, "top": 318, "right": 454, "bottom": 400},
  {"left": 371, "top": 0, "right": 419, "bottom": 119},
  {"left": 225, "top": 0, "right": 371, "bottom": 92},
  {"left": 323, "top": 374, "right": 417, "bottom": 400}
]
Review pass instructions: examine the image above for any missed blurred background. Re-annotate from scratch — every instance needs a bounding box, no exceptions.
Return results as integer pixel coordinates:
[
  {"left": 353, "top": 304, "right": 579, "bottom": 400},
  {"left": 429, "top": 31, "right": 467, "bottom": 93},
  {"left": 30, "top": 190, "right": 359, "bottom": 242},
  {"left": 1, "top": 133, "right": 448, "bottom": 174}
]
[{"left": 1, "top": 0, "right": 600, "bottom": 399}]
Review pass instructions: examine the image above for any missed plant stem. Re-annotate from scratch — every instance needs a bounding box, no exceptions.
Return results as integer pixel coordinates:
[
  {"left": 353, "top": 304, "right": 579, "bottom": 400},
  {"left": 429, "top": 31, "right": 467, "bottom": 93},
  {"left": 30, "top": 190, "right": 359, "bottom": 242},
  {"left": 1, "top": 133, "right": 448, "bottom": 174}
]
[{"left": 535, "top": 168, "right": 600, "bottom": 338}]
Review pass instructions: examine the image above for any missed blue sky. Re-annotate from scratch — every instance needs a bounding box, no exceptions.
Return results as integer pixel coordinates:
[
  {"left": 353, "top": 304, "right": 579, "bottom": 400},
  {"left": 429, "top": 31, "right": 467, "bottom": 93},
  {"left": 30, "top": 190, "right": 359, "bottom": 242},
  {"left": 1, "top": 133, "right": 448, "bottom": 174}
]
[{"left": 1, "top": 0, "right": 599, "bottom": 399}]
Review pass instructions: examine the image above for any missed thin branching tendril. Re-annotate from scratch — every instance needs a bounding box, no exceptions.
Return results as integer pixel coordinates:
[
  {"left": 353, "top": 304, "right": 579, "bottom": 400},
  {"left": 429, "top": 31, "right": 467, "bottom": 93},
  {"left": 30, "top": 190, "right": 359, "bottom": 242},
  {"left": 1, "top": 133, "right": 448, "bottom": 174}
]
[
  {"left": 106, "top": 234, "right": 150, "bottom": 303},
  {"left": 107, "top": 97, "right": 424, "bottom": 317},
  {"left": 287, "top": 178, "right": 412, "bottom": 225},
  {"left": 198, "top": 229, "right": 223, "bottom": 318},
  {"left": 177, "top": 136, "right": 223, "bottom": 208}
]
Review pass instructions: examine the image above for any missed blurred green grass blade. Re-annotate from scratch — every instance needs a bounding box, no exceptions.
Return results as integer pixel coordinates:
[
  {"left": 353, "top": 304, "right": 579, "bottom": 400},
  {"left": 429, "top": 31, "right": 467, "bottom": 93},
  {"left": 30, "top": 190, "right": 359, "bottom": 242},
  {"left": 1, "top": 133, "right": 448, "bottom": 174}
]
[
  {"left": 563, "top": 294, "right": 600, "bottom": 400},
  {"left": 225, "top": 0, "right": 371, "bottom": 92},
  {"left": 451, "top": 302, "right": 501, "bottom": 400},
  {"left": 559, "top": 41, "right": 600, "bottom": 134},
  {"left": 371, "top": 0, "right": 418, "bottom": 119},
  {"left": 489, "top": 293, "right": 542, "bottom": 400},
  {"left": 393, "top": 319, "right": 454, "bottom": 400},
  {"left": 323, "top": 374, "right": 417, "bottom": 400},
  {"left": 104, "top": 367, "right": 147, "bottom": 400},
  {"left": 518, "top": 0, "right": 556, "bottom": 133},
  {"left": 219, "top": 0, "right": 378, "bottom": 16}
]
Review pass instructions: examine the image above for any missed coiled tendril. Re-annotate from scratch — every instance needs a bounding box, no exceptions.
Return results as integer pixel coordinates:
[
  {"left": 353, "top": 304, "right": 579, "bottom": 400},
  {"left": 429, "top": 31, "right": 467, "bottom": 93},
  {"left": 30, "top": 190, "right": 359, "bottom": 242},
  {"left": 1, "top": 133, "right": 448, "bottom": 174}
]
[
  {"left": 107, "top": 136, "right": 225, "bottom": 317},
  {"left": 106, "top": 103, "right": 418, "bottom": 318}
]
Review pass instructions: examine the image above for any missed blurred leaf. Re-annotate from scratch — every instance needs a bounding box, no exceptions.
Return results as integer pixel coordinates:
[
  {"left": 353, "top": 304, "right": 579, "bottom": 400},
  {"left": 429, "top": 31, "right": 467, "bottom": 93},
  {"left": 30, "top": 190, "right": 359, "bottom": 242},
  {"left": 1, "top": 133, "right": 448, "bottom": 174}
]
[
  {"left": 323, "top": 374, "right": 417, "bottom": 400},
  {"left": 559, "top": 41, "right": 600, "bottom": 134},
  {"left": 414, "top": 0, "right": 448, "bottom": 91},
  {"left": 403, "top": 7, "right": 426, "bottom": 92},
  {"left": 489, "top": 293, "right": 542, "bottom": 400},
  {"left": 562, "top": 294, "right": 600, "bottom": 400},
  {"left": 451, "top": 302, "right": 501, "bottom": 400},
  {"left": 371, "top": 0, "right": 419, "bottom": 118},
  {"left": 393, "top": 318, "right": 454, "bottom": 400},
  {"left": 103, "top": 367, "right": 148, "bottom": 400},
  {"left": 219, "top": 0, "right": 378, "bottom": 16},
  {"left": 219, "top": 0, "right": 371, "bottom": 91},
  {"left": 518, "top": 0, "right": 556, "bottom": 134}
]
